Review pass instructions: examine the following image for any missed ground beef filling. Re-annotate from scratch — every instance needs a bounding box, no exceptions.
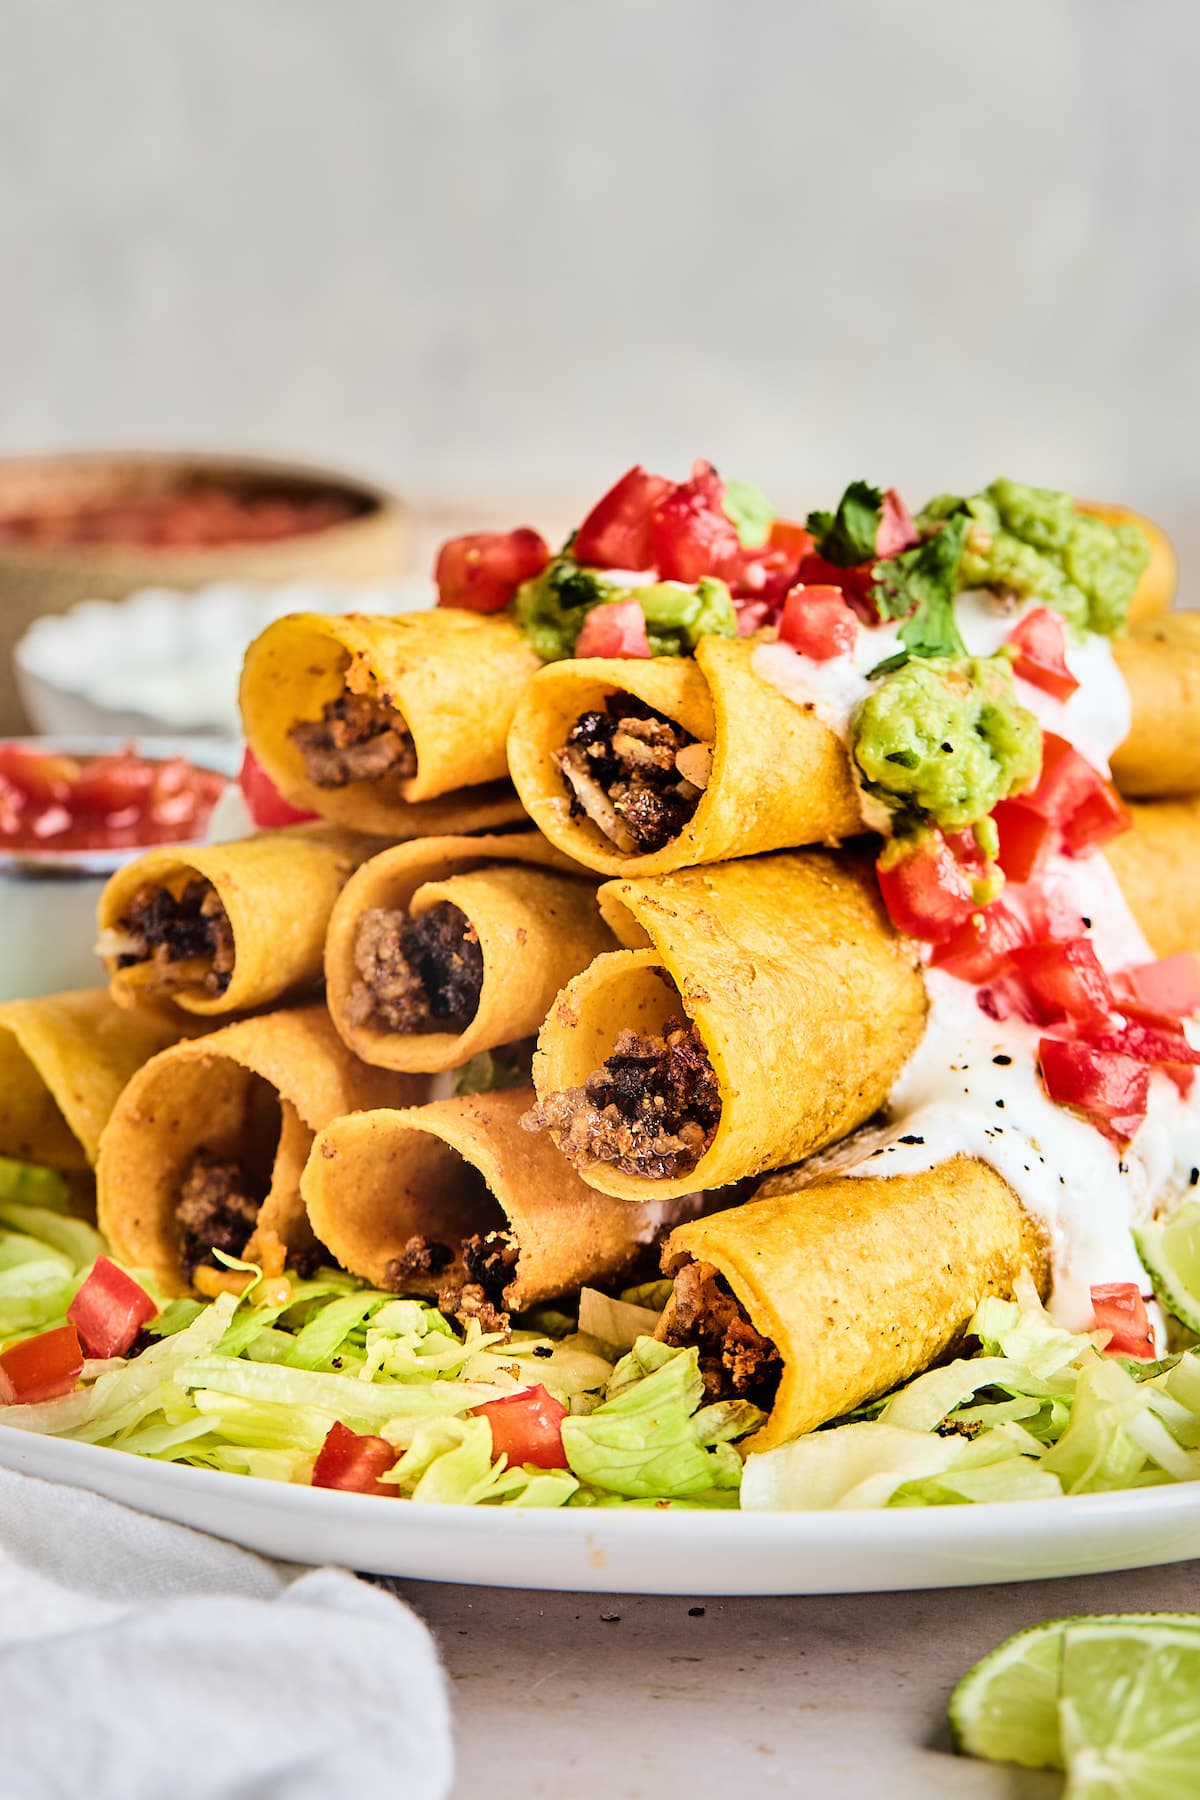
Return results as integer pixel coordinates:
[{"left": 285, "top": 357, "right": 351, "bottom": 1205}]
[
  {"left": 529, "top": 1014, "right": 721, "bottom": 1179},
  {"left": 346, "top": 902, "right": 484, "bottom": 1033},
  {"left": 176, "top": 1152, "right": 267, "bottom": 1278},
  {"left": 118, "top": 880, "right": 236, "bottom": 996},
  {"left": 383, "top": 1235, "right": 455, "bottom": 1288},
  {"left": 437, "top": 1231, "right": 519, "bottom": 1335},
  {"left": 660, "top": 1260, "right": 782, "bottom": 1407},
  {"left": 553, "top": 696, "right": 711, "bottom": 855},
  {"left": 289, "top": 691, "right": 417, "bottom": 789}
]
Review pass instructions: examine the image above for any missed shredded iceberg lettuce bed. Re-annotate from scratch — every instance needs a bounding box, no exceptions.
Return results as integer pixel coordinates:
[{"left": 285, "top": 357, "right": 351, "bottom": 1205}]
[{"left": 7, "top": 1157, "right": 1200, "bottom": 1513}]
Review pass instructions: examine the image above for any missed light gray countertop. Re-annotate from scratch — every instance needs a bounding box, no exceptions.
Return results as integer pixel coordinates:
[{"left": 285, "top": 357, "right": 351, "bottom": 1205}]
[{"left": 395, "top": 1558, "right": 1200, "bottom": 1797}]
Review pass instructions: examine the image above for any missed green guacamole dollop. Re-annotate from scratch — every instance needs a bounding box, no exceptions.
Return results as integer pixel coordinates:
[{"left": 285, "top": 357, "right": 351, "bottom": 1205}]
[
  {"left": 920, "top": 479, "right": 1149, "bottom": 636},
  {"left": 853, "top": 653, "right": 1041, "bottom": 831},
  {"left": 515, "top": 557, "right": 738, "bottom": 661}
]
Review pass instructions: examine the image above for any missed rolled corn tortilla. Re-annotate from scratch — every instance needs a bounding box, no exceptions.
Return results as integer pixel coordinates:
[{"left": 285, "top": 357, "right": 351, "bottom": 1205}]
[
  {"left": 1079, "top": 501, "right": 1177, "bottom": 623},
  {"left": 530, "top": 849, "right": 926, "bottom": 1202},
  {"left": 96, "top": 1005, "right": 421, "bottom": 1296},
  {"left": 0, "top": 988, "right": 193, "bottom": 1175},
  {"left": 97, "top": 825, "right": 383, "bottom": 1017},
  {"left": 657, "top": 1157, "right": 1050, "bottom": 1450},
  {"left": 325, "top": 833, "right": 614, "bottom": 1073},
  {"left": 239, "top": 609, "right": 535, "bottom": 834},
  {"left": 506, "top": 633, "right": 863, "bottom": 877},
  {"left": 1106, "top": 796, "right": 1200, "bottom": 957},
  {"left": 1112, "top": 613, "right": 1200, "bottom": 798},
  {"left": 302, "top": 1088, "right": 691, "bottom": 1329}
]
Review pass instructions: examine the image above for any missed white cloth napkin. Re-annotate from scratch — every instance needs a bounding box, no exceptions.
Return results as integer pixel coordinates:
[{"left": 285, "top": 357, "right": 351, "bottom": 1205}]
[{"left": 0, "top": 1468, "right": 453, "bottom": 1800}]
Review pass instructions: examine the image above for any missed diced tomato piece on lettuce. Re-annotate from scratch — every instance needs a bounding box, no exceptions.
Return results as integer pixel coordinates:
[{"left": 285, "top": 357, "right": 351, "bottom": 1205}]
[
  {"left": 0, "top": 1323, "right": 84, "bottom": 1405},
  {"left": 472, "top": 1383, "right": 569, "bottom": 1470},
  {"left": 435, "top": 527, "right": 551, "bottom": 613},
  {"left": 1120, "top": 953, "right": 1200, "bottom": 1020},
  {"left": 651, "top": 461, "right": 743, "bottom": 585},
  {"left": 311, "top": 1420, "right": 397, "bottom": 1496},
  {"left": 778, "top": 585, "right": 859, "bottom": 660},
  {"left": 876, "top": 830, "right": 981, "bottom": 944},
  {"left": 991, "top": 798, "right": 1055, "bottom": 884},
  {"left": 239, "top": 747, "right": 317, "bottom": 828},
  {"left": 1090, "top": 1282, "right": 1157, "bottom": 1359},
  {"left": 573, "top": 466, "right": 673, "bottom": 570},
  {"left": 1010, "top": 937, "right": 1115, "bottom": 1028},
  {"left": 930, "top": 898, "right": 1029, "bottom": 983},
  {"left": 1037, "top": 1037, "right": 1150, "bottom": 1145},
  {"left": 67, "top": 1256, "right": 157, "bottom": 1359},
  {"left": 1006, "top": 607, "right": 1080, "bottom": 702},
  {"left": 573, "top": 599, "right": 652, "bottom": 660}
]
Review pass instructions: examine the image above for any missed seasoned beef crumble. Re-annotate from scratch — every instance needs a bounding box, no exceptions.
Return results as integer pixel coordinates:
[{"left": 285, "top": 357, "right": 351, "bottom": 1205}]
[
  {"left": 289, "top": 691, "right": 417, "bottom": 789},
  {"left": 659, "top": 1260, "right": 782, "bottom": 1406},
  {"left": 118, "top": 880, "right": 236, "bottom": 996},
  {"left": 553, "top": 696, "right": 711, "bottom": 854},
  {"left": 346, "top": 902, "right": 485, "bottom": 1033},
  {"left": 527, "top": 1013, "right": 722, "bottom": 1178},
  {"left": 437, "top": 1231, "right": 519, "bottom": 1335},
  {"left": 176, "top": 1152, "right": 266, "bottom": 1277},
  {"left": 383, "top": 1235, "right": 455, "bottom": 1288}
]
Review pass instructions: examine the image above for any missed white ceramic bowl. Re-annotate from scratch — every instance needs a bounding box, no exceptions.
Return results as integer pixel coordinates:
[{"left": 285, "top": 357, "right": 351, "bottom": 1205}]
[{"left": 14, "top": 577, "right": 434, "bottom": 739}]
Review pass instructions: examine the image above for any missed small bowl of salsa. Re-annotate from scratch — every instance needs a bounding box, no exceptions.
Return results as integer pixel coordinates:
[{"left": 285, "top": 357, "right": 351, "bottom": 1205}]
[{"left": 0, "top": 736, "right": 237, "bottom": 1001}]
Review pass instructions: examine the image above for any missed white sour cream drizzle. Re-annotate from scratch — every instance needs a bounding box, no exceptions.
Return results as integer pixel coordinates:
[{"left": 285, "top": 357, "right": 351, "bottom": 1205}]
[{"left": 755, "top": 591, "right": 1200, "bottom": 1328}]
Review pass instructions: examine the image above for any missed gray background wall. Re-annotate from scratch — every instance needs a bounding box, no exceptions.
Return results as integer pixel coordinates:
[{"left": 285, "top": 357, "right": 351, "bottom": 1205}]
[{"left": 1, "top": 0, "right": 1196, "bottom": 555}]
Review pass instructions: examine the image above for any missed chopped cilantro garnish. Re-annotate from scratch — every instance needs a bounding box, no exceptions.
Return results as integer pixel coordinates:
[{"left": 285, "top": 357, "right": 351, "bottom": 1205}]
[
  {"left": 867, "top": 513, "right": 971, "bottom": 675},
  {"left": 806, "top": 480, "right": 884, "bottom": 567}
]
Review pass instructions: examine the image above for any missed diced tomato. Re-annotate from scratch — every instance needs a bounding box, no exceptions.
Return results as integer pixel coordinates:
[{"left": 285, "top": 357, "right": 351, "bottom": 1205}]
[
  {"left": 976, "top": 972, "right": 1039, "bottom": 1024},
  {"left": 1011, "top": 938, "right": 1115, "bottom": 1028},
  {"left": 651, "top": 461, "right": 743, "bottom": 585},
  {"left": 0, "top": 746, "right": 81, "bottom": 804},
  {"left": 1090, "top": 1283, "right": 1157, "bottom": 1359},
  {"left": 1006, "top": 608, "right": 1079, "bottom": 703},
  {"left": 778, "top": 585, "right": 859, "bottom": 660},
  {"left": 1061, "top": 780, "right": 1131, "bottom": 857},
  {"left": 239, "top": 747, "right": 317, "bottom": 827},
  {"left": 795, "top": 552, "right": 878, "bottom": 623},
  {"left": 876, "top": 830, "right": 980, "bottom": 944},
  {"left": 733, "top": 598, "right": 777, "bottom": 637},
  {"left": 930, "top": 898, "right": 1029, "bottom": 983},
  {"left": 875, "top": 488, "right": 918, "bottom": 557},
  {"left": 472, "top": 1384, "right": 569, "bottom": 1470},
  {"left": 67, "top": 1256, "right": 157, "bottom": 1358},
  {"left": 991, "top": 799, "right": 1055, "bottom": 884},
  {"left": 1121, "top": 953, "right": 1200, "bottom": 1020},
  {"left": 1076, "top": 1009, "right": 1200, "bottom": 1071},
  {"left": 1021, "top": 733, "right": 1130, "bottom": 855},
  {"left": 573, "top": 466, "right": 673, "bottom": 570},
  {"left": 0, "top": 1323, "right": 84, "bottom": 1405},
  {"left": 70, "top": 751, "right": 155, "bottom": 815},
  {"left": 311, "top": 1420, "right": 397, "bottom": 1496},
  {"left": 767, "top": 519, "right": 815, "bottom": 561},
  {"left": 573, "top": 599, "right": 652, "bottom": 660},
  {"left": 729, "top": 546, "right": 796, "bottom": 605},
  {"left": 435, "top": 527, "right": 551, "bottom": 613},
  {"left": 1038, "top": 1037, "right": 1150, "bottom": 1145}
]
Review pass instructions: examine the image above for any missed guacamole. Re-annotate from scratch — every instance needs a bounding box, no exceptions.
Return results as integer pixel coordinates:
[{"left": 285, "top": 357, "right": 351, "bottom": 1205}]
[
  {"left": 853, "top": 653, "right": 1041, "bottom": 832},
  {"left": 920, "top": 479, "right": 1149, "bottom": 636},
  {"left": 515, "top": 557, "right": 738, "bottom": 661}
]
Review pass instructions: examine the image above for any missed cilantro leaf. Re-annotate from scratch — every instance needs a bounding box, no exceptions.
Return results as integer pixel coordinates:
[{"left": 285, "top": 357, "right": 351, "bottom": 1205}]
[
  {"left": 805, "top": 480, "right": 884, "bottom": 566},
  {"left": 867, "top": 513, "right": 970, "bottom": 675}
]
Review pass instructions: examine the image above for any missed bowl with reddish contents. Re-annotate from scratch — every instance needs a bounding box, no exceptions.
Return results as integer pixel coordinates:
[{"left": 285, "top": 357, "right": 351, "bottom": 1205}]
[
  {"left": 0, "top": 737, "right": 238, "bottom": 1001},
  {"left": 0, "top": 452, "right": 409, "bottom": 733}
]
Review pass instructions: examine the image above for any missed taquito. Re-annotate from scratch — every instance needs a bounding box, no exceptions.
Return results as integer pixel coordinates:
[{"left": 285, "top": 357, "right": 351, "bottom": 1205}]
[
  {"left": 1106, "top": 796, "right": 1200, "bottom": 957},
  {"left": 657, "top": 1158, "right": 1050, "bottom": 1450},
  {"left": 506, "top": 634, "right": 862, "bottom": 877},
  {"left": 1080, "top": 502, "right": 1177, "bottom": 624},
  {"left": 239, "top": 609, "right": 534, "bottom": 835},
  {"left": 530, "top": 850, "right": 926, "bottom": 1202},
  {"left": 96, "top": 1005, "right": 420, "bottom": 1296},
  {"left": 97, "top": 825, "right": 381, "bottom": 1017},
  {"left": 0, "top": 988, "right": 191, "bottom": 1175},
  {"left": 1112, "top": 613, "right": 1200, "bottom": 798},
  {"left": 325, "top": 833, "right": 614, "bottom": 1073},
  {"left": 302, "top": 1088, "right": 689, "bottom": 1328}
]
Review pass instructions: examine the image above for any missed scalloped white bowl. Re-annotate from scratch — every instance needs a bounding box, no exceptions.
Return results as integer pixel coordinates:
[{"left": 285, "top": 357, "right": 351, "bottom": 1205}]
[{"left": 15, "top": 578, "right": 435, "bottom": 739}]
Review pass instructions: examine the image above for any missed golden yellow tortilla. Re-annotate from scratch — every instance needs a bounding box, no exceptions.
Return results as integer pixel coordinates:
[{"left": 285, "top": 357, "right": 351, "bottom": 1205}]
[
  {"left": 1107, "top": 796, "right": 1200, "bottom": 956},
  {"left": 659, "top": 1157, "right": 1050, "bottom": 1450},
  {"left": 239, "top": 609, "right": 534, "bottom": 833},
  {"left": 1112, "top": 613, "right": 1200, "bottom": 798},
  {"left": 325, "top": 833, "right": 614, "bottom": 1072},
  {"left": 533, "top": 849, "right": 926, "bottom": 1201}
]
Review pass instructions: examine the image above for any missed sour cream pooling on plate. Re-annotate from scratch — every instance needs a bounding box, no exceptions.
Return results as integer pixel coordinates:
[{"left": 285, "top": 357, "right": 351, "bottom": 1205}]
[{"left": 756, "top": 591, "right": 1200, "bottom": 1329}]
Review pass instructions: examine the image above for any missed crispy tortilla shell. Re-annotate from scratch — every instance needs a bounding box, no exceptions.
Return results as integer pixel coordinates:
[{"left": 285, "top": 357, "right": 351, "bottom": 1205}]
[
  {"left": 534, "top": 850, "right": 926, "bottom": 1201},
  {"left": 506, "top": 634, "right": 862, "bottom": 876},
  {"left": 302, "top": 1087, "right": 686, "bottom": 1311},
  {"left": 239, "top": 609, "right": 533, "bottom": 833},
  {"left": 1106, "top": 796, "right": 1200, "bottom": 956},
  {"left": 659, "top": 1156, "right": 1050, "bottom": 1450},
  {"left": 96, "top": 1005, "right": 420, "bottom": 1295},
  {"left": 0, "top": 988, "right": 193, "bottom": 1174},
  {"left": 99, "top": 825, "right": 382, "bottom": 1016},
  {"left": 325, "top": 833, "right": 613, "bottom": 1072},
  {"left": 1112, "top": 613, "right": 1200, "bottom": 798}
]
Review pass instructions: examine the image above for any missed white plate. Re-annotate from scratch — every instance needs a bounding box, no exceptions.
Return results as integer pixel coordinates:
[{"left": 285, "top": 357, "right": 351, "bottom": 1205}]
[{"left": 3, "top": 1423, "right": 1200, "bottom": 1593}]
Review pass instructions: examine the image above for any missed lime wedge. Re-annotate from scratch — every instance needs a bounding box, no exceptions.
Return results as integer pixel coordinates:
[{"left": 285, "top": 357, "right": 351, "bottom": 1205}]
[
  {"left": 1059, "top": 1619, "right": 1200, "bottom": 1798},
  {"left": 1135, "top": 1202, "right": 1200, "bottom": 1334},
  {"left": 949, "top": 1613, "right": 1200, "bottom": 1774}
]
